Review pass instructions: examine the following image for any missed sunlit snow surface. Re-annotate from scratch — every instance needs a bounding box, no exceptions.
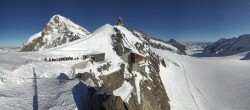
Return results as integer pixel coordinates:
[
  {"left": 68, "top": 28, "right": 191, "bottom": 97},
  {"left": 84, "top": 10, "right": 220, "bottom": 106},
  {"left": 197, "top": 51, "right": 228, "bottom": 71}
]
[
  {"left": 155, "top": 48, "right": 250, "bottom": 110},
  {"left": 0, "top": 24, "right": 142, "bottom": 109},
  {"left": 0, "top": 51, "right": 88, "bottom": 109},
  {"left": 2, "top": 22, "right": 250, "bottom": 110}
]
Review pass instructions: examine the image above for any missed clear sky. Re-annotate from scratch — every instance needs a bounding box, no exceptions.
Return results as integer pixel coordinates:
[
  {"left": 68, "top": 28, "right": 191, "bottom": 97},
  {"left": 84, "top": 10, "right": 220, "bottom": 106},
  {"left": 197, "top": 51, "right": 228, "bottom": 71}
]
[{"left": 1, "top": 0, "right": 250, "bottom": 47}]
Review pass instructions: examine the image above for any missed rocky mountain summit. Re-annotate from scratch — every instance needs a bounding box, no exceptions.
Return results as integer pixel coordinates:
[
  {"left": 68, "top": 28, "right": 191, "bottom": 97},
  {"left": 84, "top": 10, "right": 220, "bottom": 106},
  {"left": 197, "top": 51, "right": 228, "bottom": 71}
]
[
  {"left": 74, "top": 18, "right": 170, "bottom": 110},
  {"left": 19, "top": 15, "right": 188, "bottom": 110},
  {"left": 20, "top": 14, "right": 90, "bottom": 51},
  {"left": 203, "top": 34, "right": 250, "bottom": 56}
]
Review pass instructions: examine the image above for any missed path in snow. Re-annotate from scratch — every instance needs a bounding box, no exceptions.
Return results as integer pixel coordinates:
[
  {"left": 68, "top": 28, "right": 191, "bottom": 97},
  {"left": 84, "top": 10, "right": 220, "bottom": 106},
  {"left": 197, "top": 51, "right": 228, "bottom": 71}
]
[
  {"left": 180, "top": 52, "right": 250, "bottom": 110},
  {"left": 176, "top": 56, "right": 200, "bottom": 110},
  {"left": 155, "top": 49, "right": 250, "bottom": 110}
]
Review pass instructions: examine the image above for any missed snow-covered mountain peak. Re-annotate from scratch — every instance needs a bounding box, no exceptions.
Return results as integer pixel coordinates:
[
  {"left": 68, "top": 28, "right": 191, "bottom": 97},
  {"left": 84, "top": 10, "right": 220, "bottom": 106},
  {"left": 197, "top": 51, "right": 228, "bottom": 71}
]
[
  {"left": 20, "top": 14, "right": 90, "bottom": 51},
  {"left": 92, "top": 24, "right": 113, "bottom": 34},
  {"left": 43, "top": 14, "right": 90, "bottom": 35},
  {"left": 203, "top": 34, "right": 250, "bottom": 56},
  {"left": 49, "top": 14, "right": 67, "bottom": 23}
]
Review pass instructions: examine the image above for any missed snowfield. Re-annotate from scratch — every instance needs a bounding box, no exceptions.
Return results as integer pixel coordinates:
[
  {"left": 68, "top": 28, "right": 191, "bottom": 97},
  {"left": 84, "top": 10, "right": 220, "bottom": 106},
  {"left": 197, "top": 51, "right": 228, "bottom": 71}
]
[
  {"left": 0, "top": 24, "right": 144, "bottom": 109},
  {"left": 154, "top": 48, "right": 250, "bottom": 110},
  {"left": 1, "top": 48, "right": 250, "bottom": 110},
  {"left": 1, "top": 47, "right": 250, "bottom": 110},
  {"left": 1, "top": 19, "right": 250, "bottom": 109},
  {"left": 0, "top": 51, "right": 89, "bottom": 109}
]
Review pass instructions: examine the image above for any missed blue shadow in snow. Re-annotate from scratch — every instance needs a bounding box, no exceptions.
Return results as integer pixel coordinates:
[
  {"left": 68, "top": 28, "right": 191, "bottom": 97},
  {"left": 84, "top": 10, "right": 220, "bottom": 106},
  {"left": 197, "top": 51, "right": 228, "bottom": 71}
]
[
  {"left": 33, "top": 68, "right": 38, "bottom": 110},
  {"left": 72, "top": 81, "right": 90, "bottom": 110},
  {"left": 57, "top": 73, "right": 70, "bottom": 84}
]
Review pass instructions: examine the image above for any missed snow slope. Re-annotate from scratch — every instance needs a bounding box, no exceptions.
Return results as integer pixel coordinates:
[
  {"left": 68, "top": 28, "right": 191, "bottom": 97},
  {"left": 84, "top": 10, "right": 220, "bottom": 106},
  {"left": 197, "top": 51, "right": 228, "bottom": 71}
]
[
  {"left": 155, "top": 48, "right": 250, "bottom": 110},
  {"left": 0, "top": 51, "right": 89, "bottom": 109},
  {"left": 0, "top": 23, "right": 149, "bottom": 109}
]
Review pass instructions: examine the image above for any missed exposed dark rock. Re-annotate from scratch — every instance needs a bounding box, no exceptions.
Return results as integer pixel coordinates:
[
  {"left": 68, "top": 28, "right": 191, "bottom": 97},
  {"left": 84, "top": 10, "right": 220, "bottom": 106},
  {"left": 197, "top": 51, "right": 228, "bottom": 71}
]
[
  {"left": 20, "top": 35, "right": 45, "bottom": 52},
  {"left": 97, "top": 62, "right": 111, "bottom": 73},
  {"left": 112, "top": 28, "right": 125, "bottom": 56},
  {"left": 168, "top": 39, "right": 187, "bottom": 55},
  {"left": 89, "top": 93, "right": 126, "bottom": 110},
  {"left": 79, "top": 72, "right": 99, "bottom": 87},
  {"left": 131, "top": 30, "right": 183, "bottom": 54},
  {"left": 141, "top": 50, "right": 170, "bottom": 110},
  {"left": 103, "top": 95, "right": 127, "bottom": 110},
  {"left": 161, "top": 59, "right": 167, "bottom": 67},
  {"left": 98, "top": 63, "right": 125, "bottom": 92},
  {"left": 117, "top": 17, "right": 125, "bottom": 27}
]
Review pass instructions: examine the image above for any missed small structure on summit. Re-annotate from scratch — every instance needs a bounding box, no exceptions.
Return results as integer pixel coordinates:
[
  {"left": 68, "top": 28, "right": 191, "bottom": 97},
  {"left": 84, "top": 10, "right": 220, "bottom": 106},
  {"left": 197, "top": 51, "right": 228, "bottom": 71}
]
[
  {"left": 121, "top": 48, "right": 146, "bottom": 72},
  {"left": 130, "top": 52, "right": 146, "bottom": 73},
  {"left": 82, "top": 52, "right": 105, "bottom": 62},
  {"left": 117, "top": 17, "right": 125, "bottom": 27}
]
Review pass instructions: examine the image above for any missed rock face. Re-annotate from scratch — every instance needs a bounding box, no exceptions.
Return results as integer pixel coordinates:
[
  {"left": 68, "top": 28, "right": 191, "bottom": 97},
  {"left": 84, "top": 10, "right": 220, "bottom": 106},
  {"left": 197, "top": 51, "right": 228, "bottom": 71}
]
[
  {"left": 112, "top": 27, "right": 126, "bottom": 56},
  {"left": 20, "top": 14, "right": 90, "bottom": 51},
  {"left": 131, "top": 30, "right": 185, "bottom": 55},
  {"left": 89, "top": 93, "right": 127, "bottom": 110},
  {"left": 168, "top": 39, "right": 187, "bottom": 55},
  {"left": 108, "top": 27, "right": 170, "bottom": 110},
  {"left": 76, "top": 24, "right": 170, "bottom": 109},
  {"left": 203, "top": 34, "right": 250, "bottom": 56}
]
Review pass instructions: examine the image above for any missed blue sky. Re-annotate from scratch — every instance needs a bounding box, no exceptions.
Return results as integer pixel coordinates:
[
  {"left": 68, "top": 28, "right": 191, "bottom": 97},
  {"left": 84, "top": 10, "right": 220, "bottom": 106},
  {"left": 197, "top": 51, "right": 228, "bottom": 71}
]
[{"left": 1, "top": 0, "right": 250, "bottom": 47}]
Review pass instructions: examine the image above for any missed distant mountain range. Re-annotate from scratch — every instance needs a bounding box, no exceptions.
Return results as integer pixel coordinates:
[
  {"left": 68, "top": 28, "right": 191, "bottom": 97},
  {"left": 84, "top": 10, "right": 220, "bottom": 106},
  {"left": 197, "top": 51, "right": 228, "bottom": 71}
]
[
  {"left": 203, "top": 34, "right": 250, "bottom": 56},
  {"left": 3, "top": 14, "right": 250, "bottom": 110},
  {"left": 20, "top": 15, "right": 206, "bottom": 55}
]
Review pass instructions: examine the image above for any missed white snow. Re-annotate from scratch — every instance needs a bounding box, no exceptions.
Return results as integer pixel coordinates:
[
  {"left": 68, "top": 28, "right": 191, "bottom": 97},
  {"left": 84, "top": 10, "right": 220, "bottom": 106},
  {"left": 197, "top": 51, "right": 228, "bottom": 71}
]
[
  {"left": 4, "top": 15, "right": 250, "bottom": 110},
  {"left": 147, "top": 86, "right": 152, "bottom": 90},
  {"left": 150, "top": 39, "right": 179, "bottom": 52},
  {"left": 0, "top": 50, "right": 90, "bottom": 109},
  {"left": 113, "top": 81, "right": 133, "bottom": 103},
  {"left": 26, "top": 32, "right": 43, "bottom": 44},
  {"left": 82, "top": 78, "right": 96, "bottom": 87},
  {"left": 22, "top": 14, "right": 90, "bottom": 51},
  {"left": 0, "top": 23, "right": 145, "bottom": 109},
  {"left": 154, "top": 48, "right": 250, "bottom": 110},
  {"left": 134, "top": 71, "right": 143, "bottom": 104}
]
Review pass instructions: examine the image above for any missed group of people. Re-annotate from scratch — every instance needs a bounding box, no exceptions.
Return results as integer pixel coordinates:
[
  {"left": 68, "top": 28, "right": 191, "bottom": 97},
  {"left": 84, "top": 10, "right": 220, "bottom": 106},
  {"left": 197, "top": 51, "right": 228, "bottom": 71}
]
[{"left": 44, "top": 57, "right": 80, "bottom": 62}]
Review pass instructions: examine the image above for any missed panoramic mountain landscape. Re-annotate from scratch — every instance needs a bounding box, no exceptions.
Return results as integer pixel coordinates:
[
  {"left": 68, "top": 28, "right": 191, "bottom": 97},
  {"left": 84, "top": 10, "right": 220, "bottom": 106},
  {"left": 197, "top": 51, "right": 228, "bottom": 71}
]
[
  {"left": 1, "top": 0, "right": 250, "bottom": 110},
  {"left": 0, "top": 14, "right": 249, "bottom": 110}
]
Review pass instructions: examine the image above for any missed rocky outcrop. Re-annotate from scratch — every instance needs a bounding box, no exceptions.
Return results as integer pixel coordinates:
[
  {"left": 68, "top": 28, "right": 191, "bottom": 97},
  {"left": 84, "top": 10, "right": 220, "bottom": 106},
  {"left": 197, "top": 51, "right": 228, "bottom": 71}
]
[
  {"left": 131, "top": 30, "right": 185, "bottom": 55},
  {"left": 111, "top": 27, "right": 126, "bottom": 56},
  {"left": 142, "top": 50, "right": 170, "bottom": 110},
  {"left": 78, "top": 63, "right": 128, "bottom": 109},
  {"left": 20, "top": 35, "right": 45, "bottom": 51},
  {"left": 89, "top": 93, "right": 127, "bottom": 110},
  {"left": 168, "top": 39, "right": 187, "bottom": 55},
  {"left": 117, "top": 17, "right": 125, "bottom": 27},
  {"left": 111, "top": 28, "right": 170, "bottom": 110}
]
